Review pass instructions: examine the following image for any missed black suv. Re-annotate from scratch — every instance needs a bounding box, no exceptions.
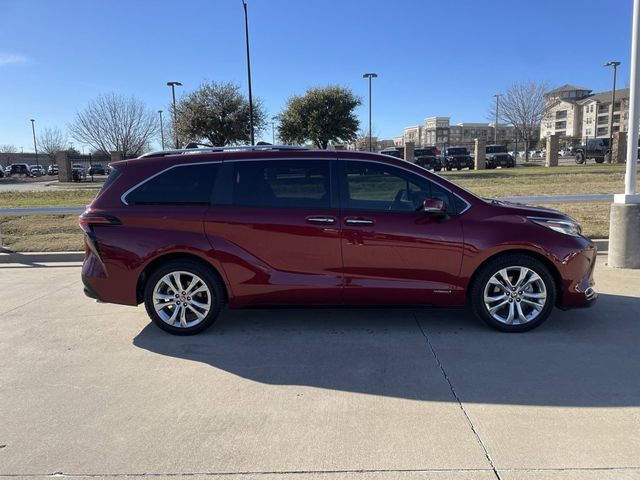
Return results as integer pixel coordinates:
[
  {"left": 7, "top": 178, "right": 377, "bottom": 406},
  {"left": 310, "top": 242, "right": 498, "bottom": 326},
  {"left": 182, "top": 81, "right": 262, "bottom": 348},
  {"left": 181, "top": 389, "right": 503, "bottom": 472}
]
[
  {"left": 7, "top": 163, "right": 33, "bottom": 177},
  {"left": 414, "top": 147, "right": 442, "bottom": 171},
  {"left": 485, "top": 145, "right": 515, "bottom": 169},
  {"left": 443, "top": 147, "right": 474, "bottom": 171},
  {"left": 88, "top": 164, "right": 106, "bottom": 175},
  {"left": 574, "top": 138, "right": 610, "bottom": 164}
]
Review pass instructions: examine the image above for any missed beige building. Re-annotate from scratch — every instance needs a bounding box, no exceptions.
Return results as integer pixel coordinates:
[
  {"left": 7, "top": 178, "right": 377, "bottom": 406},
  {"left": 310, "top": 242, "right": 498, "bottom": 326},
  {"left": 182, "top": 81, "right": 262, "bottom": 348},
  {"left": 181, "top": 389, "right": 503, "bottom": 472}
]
[
  {"left": 399, "top": 117, "right": 517, "bottom": 150},
  {"left": 540, "top": 84, "right": 593, "bottom": 142},
  {"left": 578, "top": 88, "right": 630, "bottom": 141}
]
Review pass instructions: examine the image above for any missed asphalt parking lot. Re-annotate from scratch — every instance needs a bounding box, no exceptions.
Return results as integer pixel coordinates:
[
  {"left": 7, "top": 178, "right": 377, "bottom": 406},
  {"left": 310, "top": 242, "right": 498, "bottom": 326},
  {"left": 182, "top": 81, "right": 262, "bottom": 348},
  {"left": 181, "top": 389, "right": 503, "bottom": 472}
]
[{"left": 1, "top": 254, "right": 639, "bottom": 479}]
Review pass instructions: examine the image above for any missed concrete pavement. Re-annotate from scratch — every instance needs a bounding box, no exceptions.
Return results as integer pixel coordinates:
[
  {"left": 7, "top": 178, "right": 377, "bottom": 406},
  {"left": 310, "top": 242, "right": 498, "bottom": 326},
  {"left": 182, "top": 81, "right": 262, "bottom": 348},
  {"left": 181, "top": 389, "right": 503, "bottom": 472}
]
[{"left": 0, "top": 255, "right": 639, "bottom": 479}]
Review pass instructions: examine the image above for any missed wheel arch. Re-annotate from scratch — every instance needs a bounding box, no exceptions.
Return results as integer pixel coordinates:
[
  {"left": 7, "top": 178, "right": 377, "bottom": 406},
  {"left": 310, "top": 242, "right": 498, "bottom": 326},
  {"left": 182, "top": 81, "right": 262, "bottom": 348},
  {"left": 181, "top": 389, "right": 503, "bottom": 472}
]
[
  {"left": 466, "top": 248, "right": 563, "bottom": 307},
  {"left": 136, "top": 252, "right": 229, "bottom": 305}
]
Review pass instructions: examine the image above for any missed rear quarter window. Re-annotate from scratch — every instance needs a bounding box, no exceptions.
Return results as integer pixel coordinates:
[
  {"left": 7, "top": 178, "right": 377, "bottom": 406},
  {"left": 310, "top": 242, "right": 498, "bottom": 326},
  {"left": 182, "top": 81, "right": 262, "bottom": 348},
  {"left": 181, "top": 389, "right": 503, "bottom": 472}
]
[{"left": 125, "top": 163, "right": 219, "bottom": 205}]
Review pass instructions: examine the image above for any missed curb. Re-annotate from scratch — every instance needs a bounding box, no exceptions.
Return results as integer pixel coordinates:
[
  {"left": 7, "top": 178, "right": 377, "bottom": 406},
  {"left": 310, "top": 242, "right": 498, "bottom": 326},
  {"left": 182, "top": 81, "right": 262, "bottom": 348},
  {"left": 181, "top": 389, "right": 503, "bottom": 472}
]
[{"left": 0, "top": 250, "right": 84, "bottom": 264}]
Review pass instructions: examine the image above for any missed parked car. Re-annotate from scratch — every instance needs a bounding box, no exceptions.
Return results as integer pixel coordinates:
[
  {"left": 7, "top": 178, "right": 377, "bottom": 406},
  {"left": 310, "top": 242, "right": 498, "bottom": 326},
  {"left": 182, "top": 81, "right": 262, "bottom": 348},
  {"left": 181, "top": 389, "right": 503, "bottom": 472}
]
[
  {"left": 72, "top": 164, "right": 86, "bottom": 181},
  {"left": 414, "top": 147, "right": 442, "bottom": 171},
  {"left": 7, "top": 163, "right": 32, "bottom": 177},
  {"left": 80, "top": 145, "right": 597, "bottom": 335},
  {"left": 30, "top": 165, "right": 45, "bottom": 176},
  {"left": 88, "top": 164, "right": 106, "bottom": 175},
  {"left": 0, "top": 167, "right": 4, "bottom": 178},
  {"left": 48, "top": 164, "right": 59, "bottom": 176},
  {"left": 442, "top": 146, "right": 474, "bottom": 170},
  {"left": 574, "top": 138, "right": 610, "bottom": 164},
  {"left": 485, "top": 145, "right": 515, "bottom": 168},
  {"left": 379, "top": 148, "right": 403, "bottom": 159}
]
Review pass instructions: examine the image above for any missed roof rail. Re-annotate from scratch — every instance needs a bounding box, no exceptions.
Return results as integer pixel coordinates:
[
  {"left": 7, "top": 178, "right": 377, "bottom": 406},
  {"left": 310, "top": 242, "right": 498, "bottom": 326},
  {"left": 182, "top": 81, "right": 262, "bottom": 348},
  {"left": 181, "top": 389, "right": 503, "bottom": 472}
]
[{"left": 139, "top": 144, "right": 309, "bottom": 158}]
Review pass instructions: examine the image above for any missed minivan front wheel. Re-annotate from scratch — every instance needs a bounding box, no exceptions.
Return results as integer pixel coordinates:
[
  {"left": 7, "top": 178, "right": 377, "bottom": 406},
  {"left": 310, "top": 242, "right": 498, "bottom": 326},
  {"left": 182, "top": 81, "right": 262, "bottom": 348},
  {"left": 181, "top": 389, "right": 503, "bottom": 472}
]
[
  {"left": 470, "top": 255, "right": 556, "bottom": 332},
  {"left": 144, "top": 260, "right": 224, "bottom": 335}
]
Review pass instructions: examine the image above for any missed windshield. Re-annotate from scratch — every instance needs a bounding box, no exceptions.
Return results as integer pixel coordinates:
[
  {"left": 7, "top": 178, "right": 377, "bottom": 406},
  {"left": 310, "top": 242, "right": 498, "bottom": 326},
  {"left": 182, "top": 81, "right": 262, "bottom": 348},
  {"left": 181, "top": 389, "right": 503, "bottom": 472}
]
[
  {"left": 486, "top": 145, "right": 507, "bottom": 154},
  {"left": 447, "top": 148, "right": 467, "bottom": 155}
]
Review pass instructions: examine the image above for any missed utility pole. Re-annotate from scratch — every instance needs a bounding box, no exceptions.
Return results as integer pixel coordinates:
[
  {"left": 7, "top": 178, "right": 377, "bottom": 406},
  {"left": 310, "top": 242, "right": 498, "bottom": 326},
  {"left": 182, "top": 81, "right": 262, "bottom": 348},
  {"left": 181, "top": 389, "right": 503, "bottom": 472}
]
[
  {"left": 363, "top": 72, "right": 378, "bottom": 152},
  {"left": 158, "top": 110, "right": 165, "bottom": 150},
  {"left": 242, "top": 0, "right": 255, "bottom": 145},
  {"left": 30, "top": 119, "right": 39, "bottom": 166},
  {"left": 166, "top": 81, "right": 182, "bottom": 149},
  {"left": 605, "top": 61, "right": 621, "bottom": 163},
  {"left": 493, "top": 94, "right": 502, "bottom": 144}
]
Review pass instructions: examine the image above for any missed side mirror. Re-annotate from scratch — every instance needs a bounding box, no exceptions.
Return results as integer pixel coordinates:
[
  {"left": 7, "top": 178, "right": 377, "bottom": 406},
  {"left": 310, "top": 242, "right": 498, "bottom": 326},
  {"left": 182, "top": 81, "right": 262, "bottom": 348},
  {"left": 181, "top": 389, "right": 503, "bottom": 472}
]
[{"left": 419, "top": 197, "right": 447, "bottom": 215}]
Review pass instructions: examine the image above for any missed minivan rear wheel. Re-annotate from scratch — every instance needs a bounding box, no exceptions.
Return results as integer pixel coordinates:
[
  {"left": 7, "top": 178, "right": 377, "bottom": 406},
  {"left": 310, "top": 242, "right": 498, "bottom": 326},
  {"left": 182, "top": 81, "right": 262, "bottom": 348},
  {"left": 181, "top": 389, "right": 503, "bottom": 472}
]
[
  {"left": 470, "top": 254, "right": 556, "bottom": 332},
  {"left": 144, "top": 259, "right": 224, "bottom": 335}
]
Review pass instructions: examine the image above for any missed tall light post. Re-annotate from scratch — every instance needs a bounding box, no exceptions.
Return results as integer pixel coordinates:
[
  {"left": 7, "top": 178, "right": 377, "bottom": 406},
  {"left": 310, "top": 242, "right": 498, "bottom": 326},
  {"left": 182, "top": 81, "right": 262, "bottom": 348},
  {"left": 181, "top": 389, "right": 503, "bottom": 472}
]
[
  {"left": 605, "top": 61, "right": 621, "bottom": 162},
  {"left": 30, "top": 119, "right": 39, "bottom": 167},
  {"left": 363, "top": 72, "right": 378, "bottom": 152},
  {"left": 493, "top": 94, "right": 502, "bottom": 144},
  {"left": 166, "top": 81, "right": 182, "bottom": 149},
  {"left": 158, "top": 110, "right": 165, "bottom": 150},
  {"left": 242, "top": 0, "right": 255, "bottom": 146}
]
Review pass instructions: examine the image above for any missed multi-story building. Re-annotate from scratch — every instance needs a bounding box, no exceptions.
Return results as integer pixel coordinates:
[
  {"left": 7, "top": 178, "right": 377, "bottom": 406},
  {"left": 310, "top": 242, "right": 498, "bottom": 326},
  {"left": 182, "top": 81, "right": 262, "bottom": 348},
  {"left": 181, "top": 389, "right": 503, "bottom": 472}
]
[
  {"left": 540, "top": 84, "right": 593, "bottom": 142},
  {"left": 399, "top": 117, "right": 517, "bottom": 150},
  {"left": 424, "top": 117, "right": 451, "bottom": 149},
  {"left": 578, "top": 88, "right": 630, "bottom": 141}
]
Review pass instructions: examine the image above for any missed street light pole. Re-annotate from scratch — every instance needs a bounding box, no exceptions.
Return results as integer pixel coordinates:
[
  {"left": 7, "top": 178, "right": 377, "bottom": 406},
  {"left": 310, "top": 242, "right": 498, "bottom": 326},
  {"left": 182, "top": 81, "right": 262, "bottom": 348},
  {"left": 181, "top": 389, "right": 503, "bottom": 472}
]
[
  {"left": 605, "top": 61, "right": 621, "bottom": 163},
  {"left": 493, "top": 94, "right": 502, "bottom": 144},
  {"left": 158, "top": 110, "right": 165, "bottom": 150},
  {"left": 166, "top": 81, "right": 182, "bottom": 149},
  {"left": 242, "top": 0, "right": 255, "bottom": 146},
  {"left": 363, "top": 72, "right": 378, "bottom": 152},
  {"left": 30, "top": 119, "right": 39, "bottom": 167}
]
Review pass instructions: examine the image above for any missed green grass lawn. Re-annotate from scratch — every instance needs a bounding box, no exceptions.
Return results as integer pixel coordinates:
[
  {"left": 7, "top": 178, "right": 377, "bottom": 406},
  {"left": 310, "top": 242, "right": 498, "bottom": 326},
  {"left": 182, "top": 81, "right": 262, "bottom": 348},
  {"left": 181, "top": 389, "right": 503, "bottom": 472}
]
[{"left": 0, "top": 189, "right": 98, "bottom": 208}]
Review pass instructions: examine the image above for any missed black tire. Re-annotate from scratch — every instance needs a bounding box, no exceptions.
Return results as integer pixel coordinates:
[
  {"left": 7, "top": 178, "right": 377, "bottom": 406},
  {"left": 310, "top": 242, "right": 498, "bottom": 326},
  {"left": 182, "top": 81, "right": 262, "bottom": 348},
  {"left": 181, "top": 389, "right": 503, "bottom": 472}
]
[
  {"left": 434, "top": 166, "right": 442, "bottom": 172},
  {"left": 595, "top": 156, "right": 605, "bottom": 164},
  {"left": 446, "top": 166, "right": 452, "bottom": 171},
  {"left": 469, "top": 254, "right": 557, "bottom": 332},
  {"left": 575, "top": 152, "right": 585, "bottom": 164},
  {"left": 143, "top": 259, "right": 225, "bottom": 335}
]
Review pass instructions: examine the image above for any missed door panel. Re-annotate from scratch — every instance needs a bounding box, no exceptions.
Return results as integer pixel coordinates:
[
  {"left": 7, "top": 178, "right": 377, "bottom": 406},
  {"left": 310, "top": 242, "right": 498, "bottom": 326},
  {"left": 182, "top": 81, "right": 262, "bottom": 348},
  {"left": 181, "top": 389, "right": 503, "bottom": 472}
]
[
  {"left": 204, "top": 159, "right": 342, "bottom": 306},
  {"left": 338, "top": 160, "right": 465, "bottom": 306}
]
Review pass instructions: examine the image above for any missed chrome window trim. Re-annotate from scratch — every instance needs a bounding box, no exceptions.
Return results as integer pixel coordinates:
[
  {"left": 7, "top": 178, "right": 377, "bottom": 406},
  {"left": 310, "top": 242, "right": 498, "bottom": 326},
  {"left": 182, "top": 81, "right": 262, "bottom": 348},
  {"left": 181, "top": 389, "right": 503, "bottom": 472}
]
[
  {"left": 120, "top": 160, "right": 223, "bottom": 205},
  {"left": 339, "top": 157, "right": 473, "bottom": 215}
]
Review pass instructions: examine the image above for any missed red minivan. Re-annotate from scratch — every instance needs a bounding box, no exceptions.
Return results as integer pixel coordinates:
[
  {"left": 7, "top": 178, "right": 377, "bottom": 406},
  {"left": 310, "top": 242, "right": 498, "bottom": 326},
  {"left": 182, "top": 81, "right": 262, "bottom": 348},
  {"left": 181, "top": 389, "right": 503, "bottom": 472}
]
[{"left": 80, "top": 146, "right": 597, "bottom": 335}]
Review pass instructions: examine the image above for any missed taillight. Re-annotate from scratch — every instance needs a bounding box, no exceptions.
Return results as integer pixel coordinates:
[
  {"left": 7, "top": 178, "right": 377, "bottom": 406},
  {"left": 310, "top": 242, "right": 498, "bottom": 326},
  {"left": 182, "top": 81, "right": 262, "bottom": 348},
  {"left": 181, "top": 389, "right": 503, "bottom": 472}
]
[{"left": 79, "top": 212, "right": 121, "bottom": 233}]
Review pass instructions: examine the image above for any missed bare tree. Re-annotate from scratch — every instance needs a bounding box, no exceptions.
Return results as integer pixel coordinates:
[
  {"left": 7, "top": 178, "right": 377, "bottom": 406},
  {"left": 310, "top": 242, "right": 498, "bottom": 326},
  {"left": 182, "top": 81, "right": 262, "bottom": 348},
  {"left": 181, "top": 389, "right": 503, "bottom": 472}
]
[
  {"left": 489, "top": 81, "right": 550, "bottom": 162},
  {"left": 38, "top": 127, "right": 68, "bottom": 161},
  {"left": 69, "top": 93, "right": 158, "bottom": 158},
  {"left": 0, "top": 144, "right": 18, "bottom": 153}
]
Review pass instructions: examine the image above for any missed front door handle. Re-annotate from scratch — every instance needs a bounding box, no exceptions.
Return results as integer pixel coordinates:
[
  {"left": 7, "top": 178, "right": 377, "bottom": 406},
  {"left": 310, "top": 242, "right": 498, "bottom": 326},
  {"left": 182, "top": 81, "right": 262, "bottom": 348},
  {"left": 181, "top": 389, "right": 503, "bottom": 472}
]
[
  {"left": 344, "top": 217, "right": 375, "bottom": 226},
  {"left": 306, "top": 215, "right": 336, "bottom": 225}
]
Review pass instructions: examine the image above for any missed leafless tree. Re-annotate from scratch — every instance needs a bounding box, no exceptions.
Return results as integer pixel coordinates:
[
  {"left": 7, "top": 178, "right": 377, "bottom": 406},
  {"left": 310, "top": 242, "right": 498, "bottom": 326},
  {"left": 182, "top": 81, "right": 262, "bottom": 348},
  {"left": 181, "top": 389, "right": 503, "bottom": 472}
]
[
  {"left": 69, "top": 93, "right": 158, "bottom": 158},
  {"left": 489, "top": 81, "right": 550, "bottom": 162},
  {"left": 38, "top": 127, "right": 68, "bottom": 161},
  {"left": 0, "top": 144, "right": 18, "bottom": 153}
]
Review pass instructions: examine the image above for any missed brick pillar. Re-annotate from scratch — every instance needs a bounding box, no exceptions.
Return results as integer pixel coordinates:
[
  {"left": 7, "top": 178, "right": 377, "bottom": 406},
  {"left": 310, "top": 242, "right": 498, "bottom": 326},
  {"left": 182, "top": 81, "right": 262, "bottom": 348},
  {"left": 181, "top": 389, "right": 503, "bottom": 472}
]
[
  {"left": 474, "top": 138, "right": 486, "bottom": 169},
  {"left": 404, "top": 141, "right": 415, "bottom": 162},
  {"left": 545, "top": 135, "right": 559, "bottom": 167},
  {"left": 110, "top": 151, "right": 123, "bottom": 163},
  {"left": 612, "top": 131, "right": 627, "bottom": 164},
  {"left": 56, "top": 151, "right": 72, "bottom": 182}
]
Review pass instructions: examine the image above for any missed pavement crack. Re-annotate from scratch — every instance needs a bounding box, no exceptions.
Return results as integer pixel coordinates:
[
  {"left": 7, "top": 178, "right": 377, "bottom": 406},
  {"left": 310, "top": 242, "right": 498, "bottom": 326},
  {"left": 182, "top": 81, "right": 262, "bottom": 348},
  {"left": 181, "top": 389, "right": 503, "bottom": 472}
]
[{"left": 414, "top": 314, "right": 501, "bottom": 480}]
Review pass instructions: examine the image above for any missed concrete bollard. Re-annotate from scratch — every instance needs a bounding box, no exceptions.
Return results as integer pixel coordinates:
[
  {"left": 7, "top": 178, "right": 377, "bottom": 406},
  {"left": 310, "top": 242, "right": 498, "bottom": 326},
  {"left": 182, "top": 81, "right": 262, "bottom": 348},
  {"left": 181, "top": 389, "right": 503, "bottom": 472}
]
[
  {"left": 474, "top": 138, "right": 486, "bottom": 170},
  {"left": 545, "top": 135, "right": 559, "bottom": 167},
  {"left": 612, "top": 132, "right": 627, "bottom": 164},
  {"left": 404, "top": 142, "right": 415, "bottom": 162},
  {"left": 56, "top": 151, "right": 72, "bottom": 182},
  {"left": 608, "top": 202, "right": 640, "bottom": 268}
]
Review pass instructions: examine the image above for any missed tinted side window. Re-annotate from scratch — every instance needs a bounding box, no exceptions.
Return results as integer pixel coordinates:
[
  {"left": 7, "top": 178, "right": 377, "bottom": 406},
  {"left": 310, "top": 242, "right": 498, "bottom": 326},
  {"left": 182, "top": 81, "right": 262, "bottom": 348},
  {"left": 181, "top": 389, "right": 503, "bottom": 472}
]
[
  {"left": 126, "top": 163, "right": 218, "bottom": 205},
  {"left": 231, "top": 160, "right": 331, "bottom": 209},
  {"left": 342, "top": 160, "right": 455, "bottom": 214}
]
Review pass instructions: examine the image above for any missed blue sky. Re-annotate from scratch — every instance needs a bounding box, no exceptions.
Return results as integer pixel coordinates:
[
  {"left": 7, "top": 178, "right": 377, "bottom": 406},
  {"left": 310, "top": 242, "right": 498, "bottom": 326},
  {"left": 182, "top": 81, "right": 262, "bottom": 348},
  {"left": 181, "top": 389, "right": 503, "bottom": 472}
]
[{"left": 0, "top": 0, "right": 633, "bottom": 151}]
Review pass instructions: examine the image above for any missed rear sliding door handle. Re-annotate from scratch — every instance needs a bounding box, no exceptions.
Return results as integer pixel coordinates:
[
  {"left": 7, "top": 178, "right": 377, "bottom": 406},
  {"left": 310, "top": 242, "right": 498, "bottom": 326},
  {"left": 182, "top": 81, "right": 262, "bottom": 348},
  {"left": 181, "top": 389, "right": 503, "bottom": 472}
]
[
  {"left": 344, "top": 217, "right": 375, "bottom": 226},
  {"left": 306, "top": 215, "right": 336, "bottom": 225}
]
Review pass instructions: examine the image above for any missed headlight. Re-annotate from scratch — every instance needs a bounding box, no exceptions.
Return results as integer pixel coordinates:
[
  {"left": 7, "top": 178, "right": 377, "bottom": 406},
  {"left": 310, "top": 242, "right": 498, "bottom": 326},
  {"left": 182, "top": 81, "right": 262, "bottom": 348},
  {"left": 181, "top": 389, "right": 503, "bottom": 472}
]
[{"left": 529, "top": 217, "right": 582, "bottom": 236}]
